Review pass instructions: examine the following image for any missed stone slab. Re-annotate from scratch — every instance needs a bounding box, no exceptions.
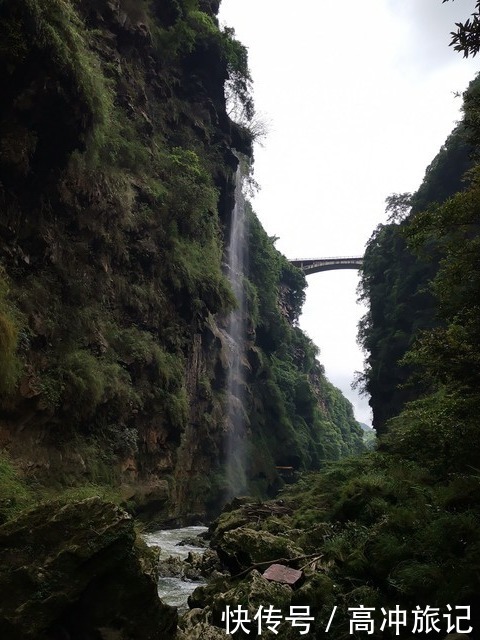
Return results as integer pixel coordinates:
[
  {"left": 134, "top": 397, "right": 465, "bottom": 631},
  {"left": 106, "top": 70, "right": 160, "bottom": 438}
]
[{"left": 262, "top": 563, "right": 303, "bottom": 586}]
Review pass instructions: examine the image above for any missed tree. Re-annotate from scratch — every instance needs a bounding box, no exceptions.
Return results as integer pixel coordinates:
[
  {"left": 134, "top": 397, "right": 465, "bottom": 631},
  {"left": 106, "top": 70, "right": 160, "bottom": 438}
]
[
  {"left": 443, "top": 0, "right": 480, "bottom": 57},
  {"left": 385, "top": 192, "right": 412, "bottom": 223}
]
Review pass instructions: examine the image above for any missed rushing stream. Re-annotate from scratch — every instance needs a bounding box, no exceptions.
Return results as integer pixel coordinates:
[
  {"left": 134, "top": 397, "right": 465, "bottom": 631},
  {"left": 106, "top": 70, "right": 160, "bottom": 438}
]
[{"left": 144, "top": 526, "right": 208, "bottom": 612}]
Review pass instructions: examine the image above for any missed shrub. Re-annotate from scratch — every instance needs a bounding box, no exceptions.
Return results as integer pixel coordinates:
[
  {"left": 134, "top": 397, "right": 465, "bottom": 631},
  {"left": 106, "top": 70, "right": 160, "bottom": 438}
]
[
  {"left": 0, "top": 452, "right": 33, "bottom": 522},
  {"left": 0, "top": 272, "right": 23, "bottom": 400}
]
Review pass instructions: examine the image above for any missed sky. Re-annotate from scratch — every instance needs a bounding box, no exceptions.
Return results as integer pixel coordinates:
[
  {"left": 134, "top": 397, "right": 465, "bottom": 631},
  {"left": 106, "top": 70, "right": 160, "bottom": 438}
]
[{"left": 218, "top": 0, "right": 478, "bottom": 425}]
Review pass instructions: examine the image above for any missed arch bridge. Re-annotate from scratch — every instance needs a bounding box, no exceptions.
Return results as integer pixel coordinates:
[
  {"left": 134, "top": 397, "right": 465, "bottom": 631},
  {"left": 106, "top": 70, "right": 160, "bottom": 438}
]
[{"left": 290, "top": 256, "right": 363, "bottom": 276}]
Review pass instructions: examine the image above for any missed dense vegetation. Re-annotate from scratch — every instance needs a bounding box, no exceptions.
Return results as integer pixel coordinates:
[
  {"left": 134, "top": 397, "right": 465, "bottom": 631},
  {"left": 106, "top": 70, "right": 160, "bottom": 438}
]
[
  {"left": 0, "top": 0, "right": 363, "bottom": 522},
  {"left": 244, "top": 206, "right": 364, "bottom": 494},
  {"left": 175, "top": 6, "right": 480, "bottom": 638},
  {"left": 357, "top": 118, "right": 473, "bottom": 433},
  {"left": 306, "top": 30, "right": 480, "bottom": 631},
  {"left": 1, "top": 1, "right": 480, "bottom": 638},
  {"left": 0, "top": 0, "right": 246, "bottom": 516},
  {"left": 186, "top": 71, "right": 480, "bottom": 635}
]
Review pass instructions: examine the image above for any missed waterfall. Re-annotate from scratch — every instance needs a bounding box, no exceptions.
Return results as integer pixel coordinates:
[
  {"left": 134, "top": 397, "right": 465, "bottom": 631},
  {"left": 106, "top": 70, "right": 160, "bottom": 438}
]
[{"left": 225, "top": 164, "right": 248, "bottom": 498}]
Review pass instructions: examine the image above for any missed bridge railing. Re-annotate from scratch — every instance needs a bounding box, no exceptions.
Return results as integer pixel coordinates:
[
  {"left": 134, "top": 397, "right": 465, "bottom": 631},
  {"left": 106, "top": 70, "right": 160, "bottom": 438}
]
[{"left": 290, "top": 256, "right": 363, "bottom": 262}]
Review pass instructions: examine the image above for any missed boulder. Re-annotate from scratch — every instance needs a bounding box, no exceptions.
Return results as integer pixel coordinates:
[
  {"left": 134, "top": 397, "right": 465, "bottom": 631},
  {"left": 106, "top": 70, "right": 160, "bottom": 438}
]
[
  {"left": 178, "top": 621, "right": 227, "bottom": 639},
  {"left": 158, "top": 554, "right": 186, "bottom": 578},
  {"left": 212, "top": 527, "right": 304, "bottom": 574},
  {"left": 211, "top": 570, "right": 292, "bottom": 626},
  {"left": 177, "top": 535, "right": 208, "bottom": 548},
  {"left": 0, "top": 497, "right": 177, "bottom": 639},
  {"left": 188, "top": 575, "right": 232, "bottom": 610},
  {"left": 182, "top": 571, "right": 292, "bottom": 640}
]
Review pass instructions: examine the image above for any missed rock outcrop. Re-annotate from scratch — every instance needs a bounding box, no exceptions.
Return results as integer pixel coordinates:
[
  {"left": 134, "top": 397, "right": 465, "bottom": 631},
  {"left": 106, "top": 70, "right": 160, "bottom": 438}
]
[
  {"left": 0, "top": 497, "right": 177, "bottom": 639},
  {"left": 0, "top": 0, "right": 363, "bottom": 527}
]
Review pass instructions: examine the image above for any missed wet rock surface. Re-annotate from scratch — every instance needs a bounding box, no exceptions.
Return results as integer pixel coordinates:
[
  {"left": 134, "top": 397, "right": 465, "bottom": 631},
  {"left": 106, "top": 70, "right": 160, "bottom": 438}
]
[
  {"left": 178, "top": 499, "right": 322, "bottom": 639},
  {"left": 0, "top": 497, "right": 177, "bottom": 640},
  {"left": 213, "top": 527, "right": 304, "bottom": 575}
]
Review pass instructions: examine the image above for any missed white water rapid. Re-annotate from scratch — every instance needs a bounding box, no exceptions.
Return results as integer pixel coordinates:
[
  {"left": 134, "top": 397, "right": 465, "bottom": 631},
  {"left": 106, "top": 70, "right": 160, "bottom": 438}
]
[
  {"left": 144, "top": 526, "right": 208, "bottom": 612},
  {"left": 225, "top": 165, "right": 249, "bottom": 498}
]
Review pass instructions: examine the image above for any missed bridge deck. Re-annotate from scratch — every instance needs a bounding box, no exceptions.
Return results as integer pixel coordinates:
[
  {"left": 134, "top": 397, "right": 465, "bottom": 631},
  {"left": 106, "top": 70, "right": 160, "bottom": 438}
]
[{"left": 290, "top": 256, "right": 363, "bottom": 275}]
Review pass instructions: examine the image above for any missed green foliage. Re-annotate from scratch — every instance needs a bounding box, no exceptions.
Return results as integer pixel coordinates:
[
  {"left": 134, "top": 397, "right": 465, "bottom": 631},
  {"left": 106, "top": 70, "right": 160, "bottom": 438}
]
[
  {"left": 344, "top": 64, "right": 480, "bottom": 637},
  {"left": 64, "top": 351, "right": 139, "bottom": 414},
  {"left": 357, "top": 219, "right": 438, "bottom": 433},
  {"left": 412, "top": 123, "right": 472, "bottom": 210},
  {"left": 385, "top": 192, "right": 412, "bottom": 223},
  {"left": 357, "top": 75, "right": 480, "bottom": 435},
  {"left": 0, "top": 274, "right": 23, "bottom": 400},
  {"left": 244, "top": 202, "right": 364, "bottom": 483},
  {"left": 357, "top": 125, "right": 475, "bottom": 433},
  {"left": 0, "top": 452, "right": 33, "bottom": 522},
  {"left": 148, "top": 0, "right": 254, "bottom": 128},
  {"left": 0, "top": 0, "right": 238, "bottom": 466},
  {"left": 382, "top": 169, "right": 480, "bottom": 473},
  {"left": 222, "top": 27, "right": 254, "bottom": 124},
  {"left": 206, "top": 449, "right": 480, "bottom": 638},
  {"left": 1, "top": 0, "right": 114, "bottom": 147},
  {"left": 0, "top": 0, "right": 364, "bottom": 521},
  {"left": 0, "top": 446, "right": 125, "bottom": 525},
  {"left": 443, "top": 0, "right": 480, "bottom": 57},
  {"left": 279, "top": 453, "right": 480, "bottom": 632},
  {"left": 362, "top": 427, "right": 377, "bottom": 450},
  {"left": 188, "top": 10, "right": 218, "bottom": 36},
  {"left": 36, "top": 481, "right": 125, "bottom": 511}
]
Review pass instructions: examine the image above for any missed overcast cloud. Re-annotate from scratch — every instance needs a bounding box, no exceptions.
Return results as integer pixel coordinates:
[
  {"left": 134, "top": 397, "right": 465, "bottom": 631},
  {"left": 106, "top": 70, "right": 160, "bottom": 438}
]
[
  {"left": 389, "top": 0, "right": 476, "bottom": 72},
  {"left": 218, "top": 0, "right": 478, "bottom": 425}
]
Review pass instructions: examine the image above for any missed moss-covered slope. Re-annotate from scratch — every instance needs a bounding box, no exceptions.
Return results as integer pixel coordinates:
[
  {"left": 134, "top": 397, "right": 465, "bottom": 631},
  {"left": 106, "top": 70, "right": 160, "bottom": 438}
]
[{"left": 0, "top": 0, "right": 363, "bottom": 521}]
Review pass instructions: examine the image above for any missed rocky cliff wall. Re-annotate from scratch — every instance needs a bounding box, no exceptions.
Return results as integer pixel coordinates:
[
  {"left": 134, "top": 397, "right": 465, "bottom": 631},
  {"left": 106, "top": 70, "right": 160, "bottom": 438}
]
[{"left": 0, "top": 0, "right": 363, "bottom": 522}]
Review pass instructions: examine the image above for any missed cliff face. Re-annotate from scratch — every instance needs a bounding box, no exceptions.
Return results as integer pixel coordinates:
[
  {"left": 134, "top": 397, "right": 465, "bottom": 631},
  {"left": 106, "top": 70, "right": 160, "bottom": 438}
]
[
  {"left": 358, "top": 106, "right": 474, "bottom": 434},
  {"left": 0, "top": 0, "right": 363, "bottom": 522}
]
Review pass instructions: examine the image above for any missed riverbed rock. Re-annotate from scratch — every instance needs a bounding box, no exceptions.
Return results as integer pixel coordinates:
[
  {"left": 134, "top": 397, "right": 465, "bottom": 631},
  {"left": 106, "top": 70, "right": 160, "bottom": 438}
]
[
  {"left": 180, "top": 571, "right": 293, "bottom": 640},
  {"left": 182, "top": 552, "right": 206, "bottom": 581},
  {"left": 199, "top": 548, "right": 223, "bottom": 575},
  {"left": 177, "top": 535, "right": 208, "bottom": 548},
  {"left": 209, "top": 499, "right": 294, "bottom": 543},
  {"left": 183, "top": 549, "right": 222, "bottom": 580},
  {"left": 177, "top": 621, "right": 227, "bottom": 639},
  {"left": 212, "top": 569, "right": 292, "bottom": 620},
  {"left": 158, "top": 554, "right": 186, "bottom": 577},
  {"left": 0, "top": 497, "right": 177, "bottom": 639},
  {"left": 188, "top": 574, "right": 232, "bottom": 610},
  {"left": 212, "top": 526, "right": 304, "bottom": 574}
]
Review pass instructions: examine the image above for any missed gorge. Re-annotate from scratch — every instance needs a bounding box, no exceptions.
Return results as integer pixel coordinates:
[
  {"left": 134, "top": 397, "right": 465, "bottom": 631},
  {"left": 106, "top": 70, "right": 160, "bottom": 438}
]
[
  {"left": 0, "top": 0, "right": 364, "bottom": 528},
  {"left": 1, "top": 0, "right": 479, "bottom": 638}
]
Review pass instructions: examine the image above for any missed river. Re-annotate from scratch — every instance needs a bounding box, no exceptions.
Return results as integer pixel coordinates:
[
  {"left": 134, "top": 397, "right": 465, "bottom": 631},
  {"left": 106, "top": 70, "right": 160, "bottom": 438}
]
[{"left": 144, "top": 526, "right": 208, "bottom": 612}]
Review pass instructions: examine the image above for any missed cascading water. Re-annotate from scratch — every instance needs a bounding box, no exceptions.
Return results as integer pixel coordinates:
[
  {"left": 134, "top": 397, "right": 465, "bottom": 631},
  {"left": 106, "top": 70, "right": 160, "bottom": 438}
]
[
  {"left": 144, "top": 526, "right": 208, "bottom": 613},
  {"left": 225, "top": 164, "right": 249, "bottom": 498}
]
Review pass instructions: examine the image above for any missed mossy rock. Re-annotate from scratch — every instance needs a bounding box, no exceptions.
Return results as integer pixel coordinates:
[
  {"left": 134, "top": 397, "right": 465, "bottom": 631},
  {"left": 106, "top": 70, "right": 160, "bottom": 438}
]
[
  {"left": 296, "top": 522, "right": 334, "bottom": 553},
  {"left": 213, "top": 527, "right": 304, "bottom": 574},
  {"left": 209, "top": 570, "right": 292, "bottom": 638},
  {"left": 188, "top": 574, "right": 232, "bottom": 610},
  {"left": 178, "top": 620, "right": 228, "bottom": 639},
  {"left": 208, "top": 499, "right": 254, "bottom": 541},
  {"left": 291, "top": 571, "right": 336, "bottom": 613},
  {"left": 213, "top": 569, "right": 292, "bottom": 613},
  {"left": 185, "top": 567, "right": 293, "bottom": 638},
  {"left": 0, "top": 497, "right": 177, "bottom": 639}
]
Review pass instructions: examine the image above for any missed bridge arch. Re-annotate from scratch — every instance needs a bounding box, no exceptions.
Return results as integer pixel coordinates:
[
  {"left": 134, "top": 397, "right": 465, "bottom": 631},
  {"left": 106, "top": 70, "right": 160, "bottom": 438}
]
[{"left": 290, "top": 256, "right": 363, "bottom": 276}]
